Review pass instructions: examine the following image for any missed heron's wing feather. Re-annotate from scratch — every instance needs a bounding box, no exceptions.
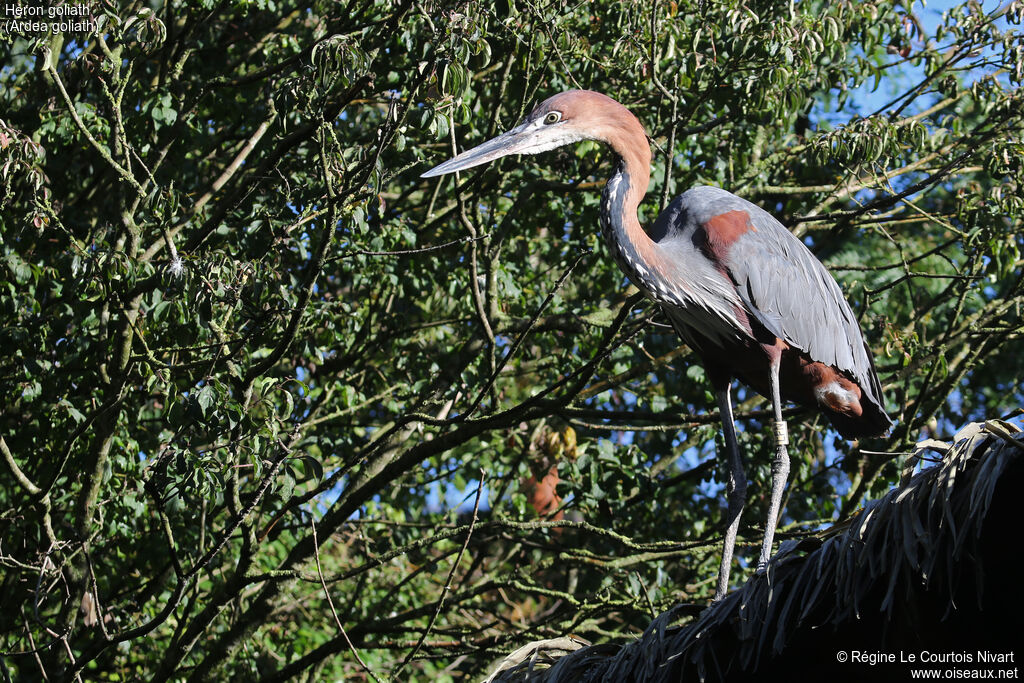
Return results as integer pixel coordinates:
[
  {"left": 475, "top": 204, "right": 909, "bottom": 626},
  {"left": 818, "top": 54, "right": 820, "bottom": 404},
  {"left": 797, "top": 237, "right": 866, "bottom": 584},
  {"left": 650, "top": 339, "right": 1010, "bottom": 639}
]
[
  {"left": 722, "top": 208, "right": 885, "bottom": 407},
  {"left": 655, "top": 186, "right": 887, "bottom": 419}
]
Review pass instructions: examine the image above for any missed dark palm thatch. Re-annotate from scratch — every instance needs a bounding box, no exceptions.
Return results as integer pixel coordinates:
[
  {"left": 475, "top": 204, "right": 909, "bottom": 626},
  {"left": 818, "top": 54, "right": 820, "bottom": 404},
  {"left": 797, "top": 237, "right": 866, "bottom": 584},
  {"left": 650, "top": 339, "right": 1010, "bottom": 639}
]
[{"left": 485, "top": 419, "right": 1024, "bottom": 682}]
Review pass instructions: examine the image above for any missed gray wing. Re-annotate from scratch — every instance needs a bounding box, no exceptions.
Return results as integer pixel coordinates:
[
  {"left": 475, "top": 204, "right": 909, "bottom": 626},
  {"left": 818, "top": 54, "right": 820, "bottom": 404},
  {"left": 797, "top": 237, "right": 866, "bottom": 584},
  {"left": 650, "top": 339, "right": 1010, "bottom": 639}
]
[{"left": 724, "top": 202, "right": 885, "bottom": 405}]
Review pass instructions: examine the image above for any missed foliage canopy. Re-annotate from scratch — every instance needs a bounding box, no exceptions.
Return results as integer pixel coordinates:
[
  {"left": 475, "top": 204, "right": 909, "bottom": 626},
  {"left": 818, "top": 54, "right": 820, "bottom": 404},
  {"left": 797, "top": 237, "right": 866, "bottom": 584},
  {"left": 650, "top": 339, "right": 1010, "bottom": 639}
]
[{"left": 1, "top": 0, "right": 1022, "bottom": 680}]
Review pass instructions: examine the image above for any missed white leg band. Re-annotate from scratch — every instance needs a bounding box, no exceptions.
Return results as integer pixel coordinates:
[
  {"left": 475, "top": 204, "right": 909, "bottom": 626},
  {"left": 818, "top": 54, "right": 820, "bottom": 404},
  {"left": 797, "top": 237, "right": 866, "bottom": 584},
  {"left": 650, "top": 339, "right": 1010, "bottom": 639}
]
[{"left": 773, "top": 420, "right": 789, "bottom": 448}]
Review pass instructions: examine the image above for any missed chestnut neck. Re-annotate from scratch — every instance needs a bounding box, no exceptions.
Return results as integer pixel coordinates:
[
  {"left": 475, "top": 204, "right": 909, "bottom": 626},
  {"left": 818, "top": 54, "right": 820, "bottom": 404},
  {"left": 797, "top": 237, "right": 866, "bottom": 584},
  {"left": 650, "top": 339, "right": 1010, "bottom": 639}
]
[{"left": 596, "top": 109, "right": 657, "bottom": 285}]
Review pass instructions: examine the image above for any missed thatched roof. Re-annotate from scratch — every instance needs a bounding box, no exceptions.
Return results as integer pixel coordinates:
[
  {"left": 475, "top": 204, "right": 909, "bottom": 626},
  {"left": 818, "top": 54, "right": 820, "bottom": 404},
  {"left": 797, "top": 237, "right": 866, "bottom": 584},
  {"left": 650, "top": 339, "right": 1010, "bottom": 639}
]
[{"left": 485, "top": 419, "right": 1024, "bottom": 682}]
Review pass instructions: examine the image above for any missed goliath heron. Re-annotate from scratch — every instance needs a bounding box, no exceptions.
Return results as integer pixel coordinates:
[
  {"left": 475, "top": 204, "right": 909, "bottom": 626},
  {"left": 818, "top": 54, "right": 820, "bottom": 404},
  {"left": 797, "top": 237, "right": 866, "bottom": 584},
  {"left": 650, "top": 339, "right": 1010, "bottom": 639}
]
[{"left": 422, "top": 90, "right": 891, "bottom": 600}]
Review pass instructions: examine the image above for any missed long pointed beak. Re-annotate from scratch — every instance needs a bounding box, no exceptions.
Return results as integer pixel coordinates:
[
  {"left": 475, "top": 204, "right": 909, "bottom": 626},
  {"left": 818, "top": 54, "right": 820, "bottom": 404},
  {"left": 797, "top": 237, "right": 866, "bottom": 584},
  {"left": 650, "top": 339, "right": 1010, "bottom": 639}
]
[{"left": 420, "top": 122, "right": 535, "bottom": 178}]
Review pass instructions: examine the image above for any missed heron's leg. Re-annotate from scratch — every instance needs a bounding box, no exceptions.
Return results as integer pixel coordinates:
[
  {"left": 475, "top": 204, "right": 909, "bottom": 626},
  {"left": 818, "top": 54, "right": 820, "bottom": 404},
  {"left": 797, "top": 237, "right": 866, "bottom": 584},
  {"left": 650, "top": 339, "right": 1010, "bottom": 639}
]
[
  {"left": 713, "top": 379, "right": 746, "bottom": 601},
  {"left": 758, "top": 353, "right": 790, "bottom": 571}
]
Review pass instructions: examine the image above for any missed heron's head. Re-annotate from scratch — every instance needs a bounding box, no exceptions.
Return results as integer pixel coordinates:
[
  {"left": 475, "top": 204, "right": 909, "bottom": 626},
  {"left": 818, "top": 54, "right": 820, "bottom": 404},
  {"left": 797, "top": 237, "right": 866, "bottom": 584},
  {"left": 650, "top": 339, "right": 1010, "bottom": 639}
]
[{"left": 421, "top": 90, "right": 648, "bottom": 178}]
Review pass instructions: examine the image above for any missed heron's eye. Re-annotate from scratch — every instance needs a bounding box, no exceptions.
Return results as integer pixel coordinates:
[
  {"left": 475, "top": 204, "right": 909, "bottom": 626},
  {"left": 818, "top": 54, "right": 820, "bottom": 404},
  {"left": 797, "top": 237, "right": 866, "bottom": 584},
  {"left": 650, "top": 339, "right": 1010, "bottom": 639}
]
[{"left": 543, "top": 111, "right": 561, "bottom": 125}]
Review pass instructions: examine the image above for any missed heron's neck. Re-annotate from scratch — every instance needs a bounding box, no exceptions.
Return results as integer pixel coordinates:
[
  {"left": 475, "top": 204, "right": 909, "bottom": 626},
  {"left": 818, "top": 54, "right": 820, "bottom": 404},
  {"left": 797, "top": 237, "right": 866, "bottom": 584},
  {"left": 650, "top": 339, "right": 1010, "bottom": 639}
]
[{"left": 600, "top": 155, "right": 659, "bottom": 287}]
